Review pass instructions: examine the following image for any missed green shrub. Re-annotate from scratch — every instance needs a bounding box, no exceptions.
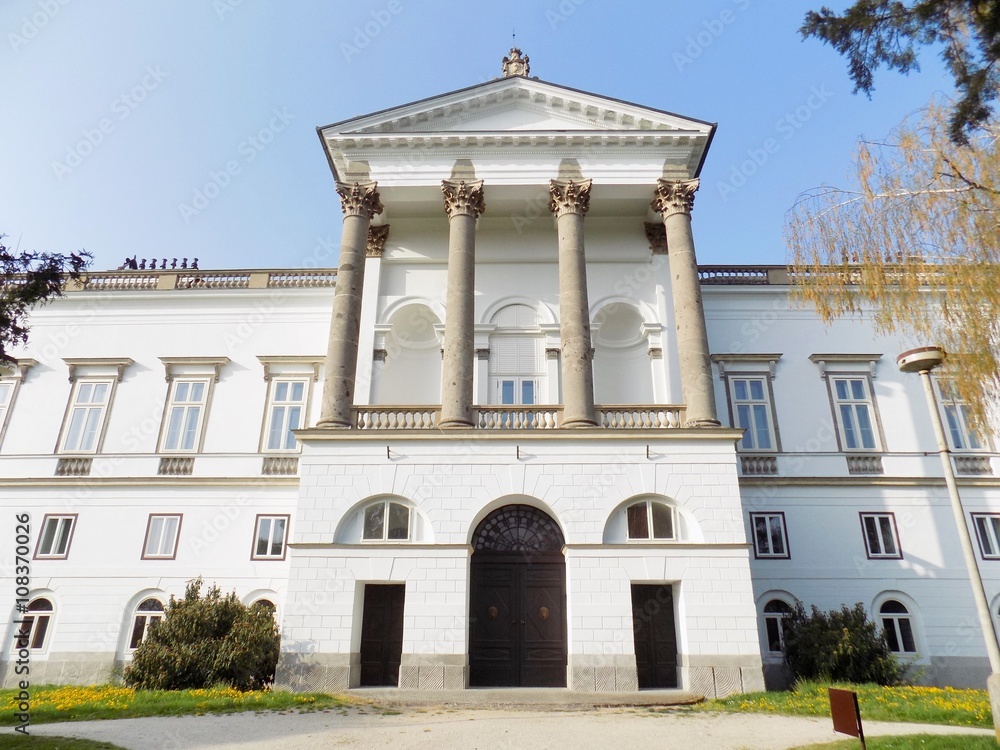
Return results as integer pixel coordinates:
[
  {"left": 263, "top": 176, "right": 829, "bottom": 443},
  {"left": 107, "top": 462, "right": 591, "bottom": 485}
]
[
  {"left": 123, "top": 579, "right": 280, "bottom": 691},
  {"left": 782, "top": 602, "right": 907, "bottom": 685}
]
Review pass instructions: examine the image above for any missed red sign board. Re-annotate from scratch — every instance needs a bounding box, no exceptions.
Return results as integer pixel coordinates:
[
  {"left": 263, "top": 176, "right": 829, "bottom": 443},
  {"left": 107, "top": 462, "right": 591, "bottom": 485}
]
[{"left": 829, "top": 688, "right": 866, "bottom": 749}]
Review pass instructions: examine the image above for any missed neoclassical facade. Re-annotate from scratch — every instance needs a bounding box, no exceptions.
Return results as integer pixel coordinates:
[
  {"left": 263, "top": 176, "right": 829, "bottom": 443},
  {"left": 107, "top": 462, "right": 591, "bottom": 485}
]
[{"left": 3, "top": 52, "right": 1000, "bottom": 695}]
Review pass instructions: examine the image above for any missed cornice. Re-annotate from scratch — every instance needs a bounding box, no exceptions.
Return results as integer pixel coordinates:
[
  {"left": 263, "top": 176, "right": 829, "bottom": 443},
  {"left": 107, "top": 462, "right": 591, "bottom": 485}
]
[
  {"left": 256, "top": 355, "right": 324, "bottom": 382},
  {"left": 740, "top": 475, "right": 1000, "bottom": 488},
  {"left": 0, "top": 476, "right": 299, "bottom": 487},
  {"left": 294, "top": 427, "right": 745, "bottom": 443},
  {"left": 159, "top": 356, "right": 231, "bottom": 383},
  {"left": 63, "top": 357, "right": 134, "bottom": 383}
]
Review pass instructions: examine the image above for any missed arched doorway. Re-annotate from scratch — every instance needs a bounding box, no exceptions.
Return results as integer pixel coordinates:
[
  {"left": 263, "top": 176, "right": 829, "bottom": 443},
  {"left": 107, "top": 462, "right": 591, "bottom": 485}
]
[{"left": 469, "top": 504, "right": 567, "bottom": 687}]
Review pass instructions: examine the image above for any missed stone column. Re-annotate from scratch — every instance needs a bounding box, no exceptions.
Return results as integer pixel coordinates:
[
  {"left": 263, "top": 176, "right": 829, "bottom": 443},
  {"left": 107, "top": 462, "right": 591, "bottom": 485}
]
[
  {"left": 317, "top": 181, "right": 384, "bottom": 428},
  {"left": 355, "top": 224, "right": 390, "bottom": 405},
  {"left": 438, "top": 179, "right": 485, "bottom": 428},
  {"left": 651, "top": 178, "right": 719, "bottom": 427},
  {"left": 549, "top": 179, "right": 597, "bottom": 428}
]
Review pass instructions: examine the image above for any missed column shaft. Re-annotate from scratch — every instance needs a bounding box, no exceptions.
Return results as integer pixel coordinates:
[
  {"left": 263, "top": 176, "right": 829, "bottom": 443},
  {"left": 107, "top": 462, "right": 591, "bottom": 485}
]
[
  {"left": 439, "top": 180, "right": 485, "bottom": 428},
  {"left": 652, "top": 179, "right": 719, "bottom": 427},
  {"left": 318, "top": 182, "right": 383, "bottom": 428},
  {"left": 550, "top": 179, "right": 596, "bottom": 428}
]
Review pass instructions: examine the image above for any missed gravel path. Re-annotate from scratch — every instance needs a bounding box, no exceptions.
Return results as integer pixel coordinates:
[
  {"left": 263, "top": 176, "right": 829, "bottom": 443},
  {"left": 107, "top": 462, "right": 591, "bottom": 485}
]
[{"left": 13, "top": 707, "right": 995, "bottom": 750}]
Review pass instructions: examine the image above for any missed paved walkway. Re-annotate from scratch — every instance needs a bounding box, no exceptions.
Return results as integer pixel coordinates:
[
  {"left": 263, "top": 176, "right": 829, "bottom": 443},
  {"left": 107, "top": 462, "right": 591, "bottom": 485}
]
[{"left": 16, "top": 705, "right": 995, "bottom": 749}]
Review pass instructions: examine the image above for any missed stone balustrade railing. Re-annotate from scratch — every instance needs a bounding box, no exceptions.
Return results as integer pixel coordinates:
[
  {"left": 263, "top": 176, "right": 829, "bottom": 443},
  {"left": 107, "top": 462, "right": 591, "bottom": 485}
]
[
  {"left": 352, "top": 405, "right": 686, "bottom": 430},
  {"left": 62, "top": 268, "right": 338, "bottom": 293}
]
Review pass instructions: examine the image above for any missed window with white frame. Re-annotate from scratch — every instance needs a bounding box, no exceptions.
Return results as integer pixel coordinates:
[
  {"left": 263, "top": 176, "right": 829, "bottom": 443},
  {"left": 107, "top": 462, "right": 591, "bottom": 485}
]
[
  {"left": 763, "top": 599, "right": 793, "bottom": 654},
  {"left": 59, "top": 379, "right": 114, "bottom": 453},
  {"left": 729, "top": 377, "right": 777, "bottom": 451},
  {"left": 263, "top": 379, "right": 307, "bottom": 452},
  {"left": 128, "top": 598, "right": 164, "bottom": 650},
  {"left": 625, "top": 500, "right": 675, "bottom": 541},
  {"left": 750, "top": 512, "right": 789, "bottom": 558},
  {"left": 252, "top": 515, "right": 289, "bottom": 560},
  {"left": 937, "top": 379, "right": 985, "bottom": 451},
  {"left": 161, "top": 380, "right": 209, "bottom": 452},
  {"left": 13, "top": 598, "right": 53, "bottom": 651},
  {"left": 142, "top": 514, "right": 182, "bottom": 559},
  {"left": 973, "top": 514, "right": 1000, "bottom": 559},
  {"left": 362, "top": 500, "right": 411, "bottom": 542},
  {"left": 880, "top": 599, "right": 917, "bottom": 654},
  {"left": 831, "top": 376, "right": 880, "bottom": 451},
  {"left": 34, "top": 515, "right": 77, "bottom": 560},
  {"left": 860, "top": 512, "right": 901, "bottom": 559},
  {"left": 488, "top": 305, "right": 545, "bottom": 406}
]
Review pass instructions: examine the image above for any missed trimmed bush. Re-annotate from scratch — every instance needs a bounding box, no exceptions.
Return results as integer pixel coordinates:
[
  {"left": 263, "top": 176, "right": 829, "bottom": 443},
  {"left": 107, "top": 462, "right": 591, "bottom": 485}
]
[
  {"left": 782, "top": 602, "right": 907, "bottom": 685},
  {"left": 123, "top": 579, "right": 279, "bottom": 691}
]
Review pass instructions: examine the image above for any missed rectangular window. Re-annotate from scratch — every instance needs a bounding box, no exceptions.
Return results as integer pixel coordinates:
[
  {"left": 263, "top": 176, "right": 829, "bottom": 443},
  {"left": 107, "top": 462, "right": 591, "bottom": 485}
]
[
  {"left": 860, "top": 512, "right": 901, "bottom": 559},
  {"left": 142, "top": 514, "right": 182, "bottom": 559},
  {"left": 973, "top": 514, "right": 1000, "bottom": 559},
  {"left": 831, "top": 377, "right": 880, "bottom": 451},
  {"left": 497, "top": 377, "right": 537, "bottom": 406},
  {"left": 938, "top": 380, "right": 984, "bottom": 451},
  {"left": 60, "top": 379, "right": 113, "bottom": 453},
  {"left": 729, "top": 377, "right": 776, "bottom": 451},
  {"left": 749, "top": 512, "right": 789, "bottom": 558},
  {"left": 263, "top": 379, "right": 307, "bottom": 451},
  {"left": 161, "top": 380, "right": 209, "bottom": 452},
  {"left": 34, "top": 514, "right": 77, "bottom": 559},
  {"left": 252, "top": 515, "right": 289, "bottom": 560}
]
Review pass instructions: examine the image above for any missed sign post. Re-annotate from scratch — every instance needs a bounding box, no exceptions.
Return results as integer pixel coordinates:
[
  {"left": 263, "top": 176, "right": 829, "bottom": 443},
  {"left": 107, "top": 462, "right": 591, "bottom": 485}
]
[{"left": 829, "top": 688, "right": 866, "bottom": 750}]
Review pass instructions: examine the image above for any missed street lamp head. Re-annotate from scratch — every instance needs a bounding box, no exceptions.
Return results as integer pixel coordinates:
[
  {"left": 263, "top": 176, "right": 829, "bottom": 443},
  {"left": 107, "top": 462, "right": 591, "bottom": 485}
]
[{"left": 897, "top": 346, "right": 947, "bottom": 374}]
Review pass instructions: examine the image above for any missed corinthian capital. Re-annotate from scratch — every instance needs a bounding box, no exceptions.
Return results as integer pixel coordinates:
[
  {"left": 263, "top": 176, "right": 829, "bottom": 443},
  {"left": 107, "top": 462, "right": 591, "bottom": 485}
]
[
  {"left": 366, "top": 224, "right": 390, "bottom": 257},
  {"left": 335, "top": 181, "right": 384, "bottom": 219},
  {"left": 651, "top": 178, "right": 700, "bottom": 218},
  {"left": 441, "top": 179, "right": 486, "bottom": 219},
  {"left": 548, "top": 178, "right": 592, "bottom": 217}
]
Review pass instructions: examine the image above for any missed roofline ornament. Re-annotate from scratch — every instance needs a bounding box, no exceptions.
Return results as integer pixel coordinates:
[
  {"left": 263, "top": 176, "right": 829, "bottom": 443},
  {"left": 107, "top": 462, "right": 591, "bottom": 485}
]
[{"left": 501, "top": 47, "right": 530, "bottom": 78}]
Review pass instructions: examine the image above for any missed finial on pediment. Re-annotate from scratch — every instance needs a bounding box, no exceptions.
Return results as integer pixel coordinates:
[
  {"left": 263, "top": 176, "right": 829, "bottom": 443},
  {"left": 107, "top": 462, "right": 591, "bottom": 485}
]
[{"left": 502, "top": 47, "right": 530, "bottom": 77}]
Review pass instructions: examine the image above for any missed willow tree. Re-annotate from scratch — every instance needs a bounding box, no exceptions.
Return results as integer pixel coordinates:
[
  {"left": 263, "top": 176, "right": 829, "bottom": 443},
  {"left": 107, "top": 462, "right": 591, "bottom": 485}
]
[{"left": 786, "top": 102, "right": 1000, "bottom": 425}]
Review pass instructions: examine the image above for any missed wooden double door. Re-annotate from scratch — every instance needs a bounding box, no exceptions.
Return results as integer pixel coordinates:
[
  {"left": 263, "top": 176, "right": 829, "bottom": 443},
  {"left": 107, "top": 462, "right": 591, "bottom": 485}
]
[
  {"left": 469, "top": 554, "right": 567, "bottom": 687},
  {"left": 631, "top": 583, "right": 678, "bottom": 689},
  {"left": 359, "top": 584, "right": 405, "bottom": 687}
]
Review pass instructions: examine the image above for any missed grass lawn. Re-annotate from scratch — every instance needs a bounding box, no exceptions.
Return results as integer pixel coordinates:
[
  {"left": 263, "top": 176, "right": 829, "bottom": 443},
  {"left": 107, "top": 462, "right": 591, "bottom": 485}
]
[
  {"left": 0, "top": 685, "right": 347, "bottom": 725},
  {"left": 0, "top": 738, "right": 126, "bottom": 750},
  {"left": 791, "top": 737, "right": 997, "bottom": 749},
  {"left": 698, "top": 680, "right": 992, "bottom": 728}
]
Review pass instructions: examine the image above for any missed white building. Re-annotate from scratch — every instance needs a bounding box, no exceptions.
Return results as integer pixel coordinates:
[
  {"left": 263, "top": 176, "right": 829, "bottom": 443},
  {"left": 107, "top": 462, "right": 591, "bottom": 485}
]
[{"left": 3, "top": 51, "right": 999, "bottom": 695}]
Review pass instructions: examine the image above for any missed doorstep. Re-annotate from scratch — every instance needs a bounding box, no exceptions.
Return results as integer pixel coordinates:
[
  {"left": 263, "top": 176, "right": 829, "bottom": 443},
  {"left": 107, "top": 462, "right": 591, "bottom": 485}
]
[{"left": 346, "top": 687, "right": 704, "bottom": 708}]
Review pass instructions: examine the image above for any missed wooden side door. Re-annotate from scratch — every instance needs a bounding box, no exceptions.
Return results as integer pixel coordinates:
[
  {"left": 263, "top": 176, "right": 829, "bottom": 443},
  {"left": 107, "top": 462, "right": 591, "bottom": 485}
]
[
  {"left": 520, "top": 562, "right": 566, "bottom": 687},
  {"left": 631, "top": 583, "right": 678, "bottom": 688},
  {"left": 469, "top": 560, "right": 518, "bottom": 687},
  {"left": 359, "top": 584, "right": 405, "bottom": 687}
]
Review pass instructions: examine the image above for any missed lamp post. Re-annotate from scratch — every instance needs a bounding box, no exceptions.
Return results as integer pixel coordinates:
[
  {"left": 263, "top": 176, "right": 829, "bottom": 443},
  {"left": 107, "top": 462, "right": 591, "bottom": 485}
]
[{"left": 897, "top": 346, "right": 1000, "bottom": 740}]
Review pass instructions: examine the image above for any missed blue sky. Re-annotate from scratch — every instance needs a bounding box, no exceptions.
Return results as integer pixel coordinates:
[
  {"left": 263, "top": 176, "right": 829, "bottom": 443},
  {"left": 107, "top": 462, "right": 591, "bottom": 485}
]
[{"left": 1, "top": 0, "right": 953, "bottom": 271}]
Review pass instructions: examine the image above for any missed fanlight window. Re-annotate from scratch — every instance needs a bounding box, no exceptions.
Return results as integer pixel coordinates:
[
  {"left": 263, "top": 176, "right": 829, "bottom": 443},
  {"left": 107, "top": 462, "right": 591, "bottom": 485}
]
[
  {"left": 626, "top": 501, "right": 675, "bottom": 541},
  {"left": 362, "top": 500, "right": 411, "bottom": 542},
  {"left": 129, "top": 598, "right": 165, "bottom": 650}
]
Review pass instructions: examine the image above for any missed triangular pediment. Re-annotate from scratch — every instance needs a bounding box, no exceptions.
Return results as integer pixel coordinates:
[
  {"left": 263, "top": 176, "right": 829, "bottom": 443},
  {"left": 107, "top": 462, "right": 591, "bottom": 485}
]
[{"left": 321, "top": 76, "right": 714, "bottom": 137}]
